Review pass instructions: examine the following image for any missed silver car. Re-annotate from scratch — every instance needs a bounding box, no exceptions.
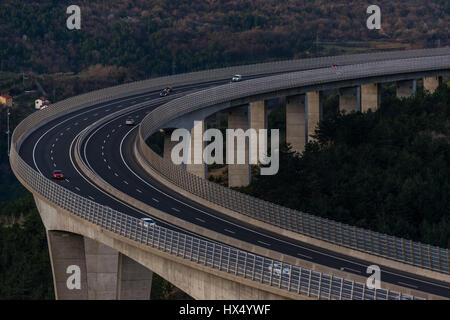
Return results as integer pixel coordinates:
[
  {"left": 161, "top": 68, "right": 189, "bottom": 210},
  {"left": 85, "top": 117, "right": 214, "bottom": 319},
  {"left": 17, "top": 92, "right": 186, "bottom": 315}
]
[
  {"left": 231, "top": 74, "right": 242, "bottom": 82},
  {"left": 139, "top": 217, "right": 156, "bottom": 227},
  {"left": 125, "top": 118, "right": 135, "bottom": 125}
]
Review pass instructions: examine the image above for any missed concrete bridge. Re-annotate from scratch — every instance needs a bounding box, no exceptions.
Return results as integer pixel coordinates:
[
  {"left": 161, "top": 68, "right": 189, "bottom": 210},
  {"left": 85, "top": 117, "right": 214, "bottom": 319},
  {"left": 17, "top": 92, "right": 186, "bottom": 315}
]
[{"left": 10, "top": 48, "right": 450, "bottom": 300}]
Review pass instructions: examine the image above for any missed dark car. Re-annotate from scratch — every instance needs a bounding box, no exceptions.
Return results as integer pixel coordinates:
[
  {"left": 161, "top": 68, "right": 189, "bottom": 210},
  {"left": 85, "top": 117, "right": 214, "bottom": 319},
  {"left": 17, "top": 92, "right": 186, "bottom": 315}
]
[
  {"left": 52, "top": 170, "right": 64, "bottom": 180},
  {"left": 160, "top": 87, "right": 172, "bottom": 97}
]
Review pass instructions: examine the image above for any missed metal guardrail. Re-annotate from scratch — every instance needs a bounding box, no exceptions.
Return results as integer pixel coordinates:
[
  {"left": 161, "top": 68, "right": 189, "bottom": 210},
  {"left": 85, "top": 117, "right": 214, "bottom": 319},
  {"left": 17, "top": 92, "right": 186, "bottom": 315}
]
[
  {"left": 10, "top": 146, "right": 419, "bottom": 300},
  {"left": 9, "top": 49, "right": 449, "bottom": 300},
  {"left": 137, "top": 54, "right": 450, "bottom": 275}
]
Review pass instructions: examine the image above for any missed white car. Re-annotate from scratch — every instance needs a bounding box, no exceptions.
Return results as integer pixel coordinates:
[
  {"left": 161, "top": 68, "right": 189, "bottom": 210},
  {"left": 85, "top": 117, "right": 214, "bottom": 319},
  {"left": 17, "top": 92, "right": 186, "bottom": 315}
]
[
  {"left": 125, "top": 118, "right": 136, "bottom": 125},
  {"left": 139, "top": 217, "right": 156, "bottom": 227},
  {"left": 231, "top": 74, "right": 242, "bottom": 82},
  {"left": 268, "top": 261, "right": 290, "bottom": 276}
]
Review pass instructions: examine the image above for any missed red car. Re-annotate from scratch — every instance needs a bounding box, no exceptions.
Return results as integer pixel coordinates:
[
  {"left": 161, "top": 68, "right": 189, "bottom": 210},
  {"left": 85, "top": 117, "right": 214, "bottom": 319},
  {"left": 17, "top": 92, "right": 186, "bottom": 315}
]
[{"left": 52, "top": 170, "right": 64, "bottom": 180}]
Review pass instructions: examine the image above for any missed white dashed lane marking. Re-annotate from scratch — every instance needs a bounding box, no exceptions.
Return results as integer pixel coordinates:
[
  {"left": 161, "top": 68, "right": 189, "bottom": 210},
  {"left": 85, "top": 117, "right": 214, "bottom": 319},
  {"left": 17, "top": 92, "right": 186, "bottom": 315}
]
[
  {"left": 172, "top": 208, "right": 181, "bottom": 212},
  {"left": 224, "top": 229, "right": 235, "bottom": 234},
  {"left": 257, "top": 240, "right": 271, "bottom": 247},
  {"left": 75, "top": 187, "right": 81, "bottom": 191},
  {"left": 195, "top": 218, "right": 205, "bottom": 223},
  {"left": 136, "top": 189, "right": 142, "bottom": 193},
  {"left": 123, "top": 180, "right": 129, "bottom": 185},
  {"left": 152, "top": 198, "right": 159, "bottom": 203}
]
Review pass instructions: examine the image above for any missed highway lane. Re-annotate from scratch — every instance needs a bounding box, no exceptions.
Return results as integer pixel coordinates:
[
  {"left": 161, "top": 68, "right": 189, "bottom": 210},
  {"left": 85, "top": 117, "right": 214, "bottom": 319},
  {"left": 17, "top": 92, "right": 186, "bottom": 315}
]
[
  {"left": 20, "top": 71, "right": 450, "bottom": 298},
  {"left": 79, "top": 87, "right": 450, "bottom": 297}
]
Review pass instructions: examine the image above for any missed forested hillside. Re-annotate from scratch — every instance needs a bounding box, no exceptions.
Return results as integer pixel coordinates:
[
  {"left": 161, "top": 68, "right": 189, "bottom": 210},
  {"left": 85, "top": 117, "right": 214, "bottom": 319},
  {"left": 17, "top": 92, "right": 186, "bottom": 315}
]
[
  {"left": 1, "top": 0, "right": 448, "bottom": 78},
  {"left": 240, "top": 85, "right": 450, "bottom": 248}
]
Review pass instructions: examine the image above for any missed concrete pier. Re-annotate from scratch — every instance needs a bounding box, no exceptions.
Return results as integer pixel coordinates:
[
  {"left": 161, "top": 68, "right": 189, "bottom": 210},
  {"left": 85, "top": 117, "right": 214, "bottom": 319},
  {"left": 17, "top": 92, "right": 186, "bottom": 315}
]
[
  {"left": 306, "top": 91, "right": 323, "bottom": 143},
  {"left": 360, "top": 83, "right": 380, "bottom": 112},
  {"left": 47, "top": 230, "right": 89, "bottom": 300},
  {"left": 339, "top": 87, "right": 360, "bottom": 113},
  {"left": 228, "top": 105, "right": 250, "bottom": 187},
  {"left": 423, "top": 76, "right": 442, "bottom": 93},
  {"left": 249, "top": 100, "right": 268, "bottom": 165},
  {"left": 163, "top": 130, "right": 177, "bottom": 162},
  {"left": 286, "top": 94, "right": 306, "bottom": 153},
  {"left": 47, "top": 230, "right": 152, "bottom": 300},
  {"left": 187, "top": 120, "right": 207, "bottom": 179},
  {"left": 396, "top": 80, "right": 417, "bottom": 98}
]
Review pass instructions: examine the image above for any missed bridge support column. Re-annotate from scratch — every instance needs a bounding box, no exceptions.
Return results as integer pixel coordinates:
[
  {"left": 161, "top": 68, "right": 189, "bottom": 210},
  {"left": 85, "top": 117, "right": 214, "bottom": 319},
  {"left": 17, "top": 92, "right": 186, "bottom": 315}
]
[
  {"left": 47, "top": 231, "right": 152, "bottom": 300},
  {"left": 339, "top": 87, "right": 360, "bottom": 113},
  {"left": 228, "top": 105, "right": 250, "bottom": 187},
  {"left": 163, "top": 129, "right": 177, "bottom": 162},
  {"left": 187, "top": 120, "right": 207, "bottom": 179},
  {"left": 46, "top": 230, "right": 89, "bottom": 300},
  {"left": 306, "top": 91, "right": 323, "bottom": 143},
  {"left": 396, "top": 80, "right": 416, "bottom": 98},
  {"left": 117, "top": 253, "right": 153, "bottom": 300},
  {"left": 286, "top": 94, "right": 306, "bottom": 153},
  {"left": 360, "top": 83, "right": 380, "bottom": 112},
  {"left": 423, "top": 76, "right": 442, "bottom": 93},
  {"left": 249, "top": 100, "right": 268, "bottom": 168}
]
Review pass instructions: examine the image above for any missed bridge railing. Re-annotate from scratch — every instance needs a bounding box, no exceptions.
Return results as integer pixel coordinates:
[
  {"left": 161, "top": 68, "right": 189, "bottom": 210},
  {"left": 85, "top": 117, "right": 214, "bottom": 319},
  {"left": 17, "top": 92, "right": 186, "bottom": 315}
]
[
  {"left": 10, "top": 145, "right": 419, "bottom": 299},
  {"left": 10, "top": 49, "right": 449, "bottom": 300},
  {"left": 137, "top": 54, "right": 450, "bottom": 275}
]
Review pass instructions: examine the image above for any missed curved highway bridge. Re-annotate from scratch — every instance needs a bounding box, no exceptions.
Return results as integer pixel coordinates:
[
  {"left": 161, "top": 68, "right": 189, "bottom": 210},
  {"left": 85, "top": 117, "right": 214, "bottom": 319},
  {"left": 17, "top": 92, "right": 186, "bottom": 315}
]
[{"left": 11, "top": 48, "right": 450, "bottom": 300}]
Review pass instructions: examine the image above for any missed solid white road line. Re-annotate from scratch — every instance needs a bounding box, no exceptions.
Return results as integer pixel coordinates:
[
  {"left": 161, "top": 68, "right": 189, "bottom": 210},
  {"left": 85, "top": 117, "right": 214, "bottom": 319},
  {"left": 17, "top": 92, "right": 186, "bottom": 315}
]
[
  {"left": 397, "top": 282, "right": 418, "bottom": 289},
  {"left": 340, "top": 267, "right": 361, "bottom": 274},
  {"left": 297, "top": 253, "right": 313, "bottom": 260}
]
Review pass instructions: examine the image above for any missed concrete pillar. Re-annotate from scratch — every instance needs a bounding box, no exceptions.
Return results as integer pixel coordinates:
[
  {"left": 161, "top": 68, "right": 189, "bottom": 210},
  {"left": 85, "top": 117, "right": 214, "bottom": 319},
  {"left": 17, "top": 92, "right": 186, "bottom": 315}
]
[
  {"left": 396, "top": 80, "right": 416, "bottom": 98},
  {"left": 306, "top": 91, "right": 323, "bottom": 143},
  {"left": 84, "top": 237, "right": 120, "bottom": 299},
  {"left": 46, "top": 230, "right": 89, "bottom": 300},
  {"left": 423, "top": 76, "right": 442, "bottom": 93},
  {"left": 187, "top": 120, "right": 207, "bottom": 179},
  {"left": 163, "top": 130, "right": 177, "bottom": 162},
  {"left": 360, "top": 83, "right": 380, "bottom": 112},
  {"left": 117, "top": 254, "right": 153, "bottom": 300},
  {"left": 249, "top": 100, "right": 268, "bottom": 164},
  {"left": 47, "top": 231, "right": 152, "bottom": 300},
  {"left": 339, "top": 87, "right": 360, "bottom": 113},
  {"left": 286, "top": 94, "right": 306, "bottom": 153},
  {"left": 228, "top": 105, "right": 250, "bottom": 187}
]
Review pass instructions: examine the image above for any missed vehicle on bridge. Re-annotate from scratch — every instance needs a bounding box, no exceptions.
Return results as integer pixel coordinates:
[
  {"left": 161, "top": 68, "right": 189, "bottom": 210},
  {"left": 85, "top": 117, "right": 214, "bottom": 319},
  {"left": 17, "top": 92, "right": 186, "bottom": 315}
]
[
  {"left": 231, "top": 74, "right": 242, "bottom": 82},
  {"left": 160, "top": 87, "right": 172, "bottom": 97},
  {"left": 139, "top": 217, "right": 156, "bottom": 227},
  {"left": 51, "top": 170, "right": 64, "bottom": 180},
  {"left": 125, "top": 118, "right": 136, "bottom": 125}
]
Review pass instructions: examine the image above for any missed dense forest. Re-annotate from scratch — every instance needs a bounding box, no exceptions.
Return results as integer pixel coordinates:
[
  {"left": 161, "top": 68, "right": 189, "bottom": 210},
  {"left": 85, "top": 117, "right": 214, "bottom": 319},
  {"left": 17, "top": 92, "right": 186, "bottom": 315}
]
[
  {"left": 1, "top": 0, "right": 448, "bottom": 78},
  {"left": 240, "top": 84, "right": 450, "bottom": 249}
]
